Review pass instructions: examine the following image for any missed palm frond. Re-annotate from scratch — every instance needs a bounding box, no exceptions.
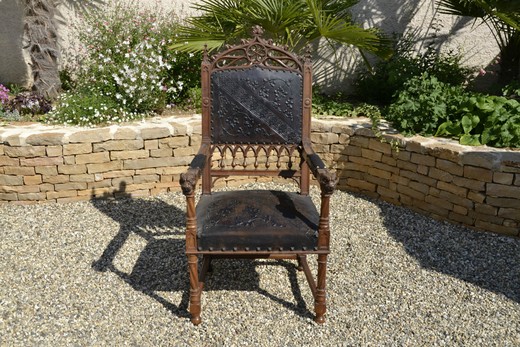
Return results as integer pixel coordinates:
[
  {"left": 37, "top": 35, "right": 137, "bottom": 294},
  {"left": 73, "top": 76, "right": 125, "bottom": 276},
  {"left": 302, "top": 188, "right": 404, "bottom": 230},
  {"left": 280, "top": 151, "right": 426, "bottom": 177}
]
[
  {"left": 437, "top": 0, "right": 487, "bottom": 17},
  {"left": 171, "top": 0, "right": 392, "bottom": 59},
  {"left": 306, "top": 0, "right": 392, "bottom": 58}
]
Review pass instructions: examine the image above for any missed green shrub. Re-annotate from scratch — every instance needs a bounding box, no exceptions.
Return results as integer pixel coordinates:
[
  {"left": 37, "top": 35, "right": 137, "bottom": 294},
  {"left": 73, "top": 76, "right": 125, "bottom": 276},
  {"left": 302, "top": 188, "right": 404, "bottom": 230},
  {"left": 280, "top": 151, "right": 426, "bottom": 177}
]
[
  {"left": 46, "top": 92, "right": 130, "bottom": 126},
  {"left": 179, "top": 87, "right": 202, "bottom": 113},
  {"left": 436, "top": 95, "right": 520, "bottom": 148},
  {"left": 503, "top": 80, "right": 520, "bottom": 99},
  {"left": 312, "top": 92, "right": 354, "bottom": 117},
  {"left": 7, "top": 92, "right": 52, "bottom": 116},
  {"left": 49, "top": 0, "right": 201, "bottom": 126},
  {"left": 386, "top": 73, "right": 520, "bottom": 148},
  {"left": 356, "top": 40, "right": 471, "bottom": 105},
  {"left": 386, "top": 73, "right": 467, "bottom": 136}
]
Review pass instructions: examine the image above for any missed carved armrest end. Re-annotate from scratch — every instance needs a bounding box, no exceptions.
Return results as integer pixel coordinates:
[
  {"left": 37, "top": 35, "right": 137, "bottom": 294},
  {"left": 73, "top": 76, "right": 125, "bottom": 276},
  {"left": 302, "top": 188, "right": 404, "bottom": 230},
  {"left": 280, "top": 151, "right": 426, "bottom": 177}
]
[
  {"left": 316, "top": 168, "right": 338, "bottom": 197},
  {"left": 301, "top": 143, "right": 338, "bottom": 196},
  {"left": 180, "top": 152, "right": 207, "bottom": 196}
]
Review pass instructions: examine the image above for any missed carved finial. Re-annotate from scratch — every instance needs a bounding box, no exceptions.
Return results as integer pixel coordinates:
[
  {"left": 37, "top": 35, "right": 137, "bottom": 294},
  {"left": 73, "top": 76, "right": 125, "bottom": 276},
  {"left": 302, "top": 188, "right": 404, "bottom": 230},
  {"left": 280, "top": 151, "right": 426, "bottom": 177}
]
[
  {"left": 304, "top": 44, "right": 312, "bottom": 63},
  {"left": 252, "top": 25, "right": 264, "bottom": 38}
]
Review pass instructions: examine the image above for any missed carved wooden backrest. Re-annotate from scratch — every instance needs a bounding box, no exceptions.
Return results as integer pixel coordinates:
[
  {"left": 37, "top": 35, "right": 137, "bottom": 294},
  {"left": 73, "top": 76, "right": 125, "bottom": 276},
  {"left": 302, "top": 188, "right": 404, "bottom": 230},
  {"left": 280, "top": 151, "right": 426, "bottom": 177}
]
[
  {"left": 211, "top": 66, "right": 303, "bottom": 144},
  {"left": 200, "top": 27, "right": 313, "bottom": 192}
]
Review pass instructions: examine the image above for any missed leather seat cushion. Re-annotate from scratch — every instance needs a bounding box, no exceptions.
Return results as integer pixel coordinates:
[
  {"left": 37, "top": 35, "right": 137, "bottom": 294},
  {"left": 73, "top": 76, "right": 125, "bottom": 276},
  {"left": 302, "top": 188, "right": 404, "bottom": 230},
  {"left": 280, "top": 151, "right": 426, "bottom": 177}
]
[{"left": 196, "top": 190, "right": 319, "bottom": 251}]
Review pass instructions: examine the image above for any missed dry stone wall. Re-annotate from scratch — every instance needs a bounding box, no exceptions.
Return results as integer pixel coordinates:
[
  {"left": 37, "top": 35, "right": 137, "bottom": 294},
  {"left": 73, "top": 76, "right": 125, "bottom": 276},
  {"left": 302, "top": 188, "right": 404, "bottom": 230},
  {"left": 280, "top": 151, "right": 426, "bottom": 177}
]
[
  {"left": 0, "top": 116, "right": 201, "bottom": 203},
  {"left": 0, "top": 116, "right": 519, "bottom": 237},
  {"left": 311, "top": 118, "right": 520, "bottom": 237}
]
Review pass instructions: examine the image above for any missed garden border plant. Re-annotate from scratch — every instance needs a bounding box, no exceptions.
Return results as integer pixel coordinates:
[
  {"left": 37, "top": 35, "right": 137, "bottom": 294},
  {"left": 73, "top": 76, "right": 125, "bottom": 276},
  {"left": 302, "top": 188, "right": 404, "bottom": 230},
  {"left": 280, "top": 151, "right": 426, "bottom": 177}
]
[{"left": 46, "top": 0, "right": 201, "bottom": 126}]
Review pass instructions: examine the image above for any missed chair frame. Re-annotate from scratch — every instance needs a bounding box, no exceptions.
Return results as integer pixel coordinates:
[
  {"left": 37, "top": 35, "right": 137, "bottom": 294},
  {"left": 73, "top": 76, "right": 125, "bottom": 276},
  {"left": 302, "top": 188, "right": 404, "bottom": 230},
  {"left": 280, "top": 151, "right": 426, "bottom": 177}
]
[{"left": 180, "top": 26, "right": 337, "bottom": 325}]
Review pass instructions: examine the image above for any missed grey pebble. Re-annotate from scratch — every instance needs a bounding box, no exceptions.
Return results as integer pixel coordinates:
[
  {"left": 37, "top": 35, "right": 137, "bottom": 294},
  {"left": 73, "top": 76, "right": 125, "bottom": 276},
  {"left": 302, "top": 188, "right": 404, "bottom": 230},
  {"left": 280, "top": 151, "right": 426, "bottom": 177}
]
[{"left": 1, "top": 182, "right": 519, "bottom": 346}]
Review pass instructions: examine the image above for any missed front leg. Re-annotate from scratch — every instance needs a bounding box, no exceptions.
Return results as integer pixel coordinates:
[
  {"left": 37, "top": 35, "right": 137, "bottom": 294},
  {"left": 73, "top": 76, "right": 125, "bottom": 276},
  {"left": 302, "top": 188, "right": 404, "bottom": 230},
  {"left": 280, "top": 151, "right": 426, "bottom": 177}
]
[
  {"left": 314, "top": 254, "right": 327, "bottom": 324},
  {"left": 188, "top": 254, "right": 202, "bottom": 325}
]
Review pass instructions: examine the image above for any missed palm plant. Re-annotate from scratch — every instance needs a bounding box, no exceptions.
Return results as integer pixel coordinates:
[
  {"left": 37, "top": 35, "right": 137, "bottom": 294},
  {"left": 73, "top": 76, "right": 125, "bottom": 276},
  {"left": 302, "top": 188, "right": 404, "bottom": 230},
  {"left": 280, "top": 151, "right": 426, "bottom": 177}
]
[
  {"left": 172, "top": 0, "right": 392, "bottom": 61},
  {"left": 23, "top": 0, "right": 104, "bottom": 98},
  {"left": 437, "top": 0, "right": 520, "bottom": 84}
]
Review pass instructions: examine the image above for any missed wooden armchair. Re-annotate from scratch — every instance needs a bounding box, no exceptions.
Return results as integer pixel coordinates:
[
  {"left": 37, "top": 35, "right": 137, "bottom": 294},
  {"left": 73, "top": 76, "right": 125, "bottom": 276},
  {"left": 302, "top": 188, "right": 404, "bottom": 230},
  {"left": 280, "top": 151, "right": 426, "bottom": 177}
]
[{"left": 180, "top": 27, "right": 337, "bottom": 325}]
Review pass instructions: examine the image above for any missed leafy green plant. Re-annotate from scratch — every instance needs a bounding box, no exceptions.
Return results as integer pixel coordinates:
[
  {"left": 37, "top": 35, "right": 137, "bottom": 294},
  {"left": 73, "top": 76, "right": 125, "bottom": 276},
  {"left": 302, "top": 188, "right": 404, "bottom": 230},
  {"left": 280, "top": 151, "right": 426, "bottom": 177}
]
[
  {"left": 5, "top": 83, "right": 26, "bottom": 96},
  {"left": 361, "top": 103, "right": 401, "bottom": 152},
  {"left": 503, "top": 80, "right": 520, "bottom": 99},
  {"left": 48, "top": 1, "right": 201, "bottom": 126},
  {"left": 180, "top": 87, "right": 203, "bottom": 113},
  {"left": 312, "top": 92, "right": 354, "bottom": 117},
  {"left": 356, "top": 37, "right": 471, "bottom": 105},
  {"left": 436, "top": 95, "right": 520, "bottom": 147},
  {"left": 171, "top": 0, "right": 392, "bottom": 61},
  {"left": 0, "top": 85, "right": 48, "bottom": 122},
  {"left": 7, "top": 92, "right": 52, "bottom": 116},
  {"left": 0, "top": 109, "right": 22, "bottom": 123},
  {"left": 46, "top": 92, "right": 127, "bottom": 126},
  {"left": 386, "top": 73, "right": 468, "bottom": 136}
]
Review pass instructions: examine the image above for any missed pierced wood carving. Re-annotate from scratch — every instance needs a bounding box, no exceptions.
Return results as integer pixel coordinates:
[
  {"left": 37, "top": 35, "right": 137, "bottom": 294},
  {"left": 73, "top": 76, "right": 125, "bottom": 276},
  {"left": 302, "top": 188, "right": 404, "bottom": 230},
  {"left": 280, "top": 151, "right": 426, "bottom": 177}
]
[
  {"left": 209, "top": 26, "right": 305, "bottom": 71},
  {"left": 210, "top": 144, "right": 300, "bottom": 170}
]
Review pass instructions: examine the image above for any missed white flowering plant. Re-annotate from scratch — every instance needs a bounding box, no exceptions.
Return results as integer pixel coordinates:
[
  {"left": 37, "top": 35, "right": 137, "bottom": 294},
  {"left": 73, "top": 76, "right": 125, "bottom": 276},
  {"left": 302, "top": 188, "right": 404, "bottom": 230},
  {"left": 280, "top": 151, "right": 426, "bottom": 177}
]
[{"left": 47, "top": 0, "right": 201, "bottom": 126}]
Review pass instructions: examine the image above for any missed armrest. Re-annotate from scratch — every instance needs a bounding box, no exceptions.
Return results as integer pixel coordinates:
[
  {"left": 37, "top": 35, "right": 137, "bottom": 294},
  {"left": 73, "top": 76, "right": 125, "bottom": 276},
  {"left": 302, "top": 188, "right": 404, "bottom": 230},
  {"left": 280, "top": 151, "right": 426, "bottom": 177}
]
[
  {"left": 180, "top": 144, "right": 209, "bottom": 196},
  {"left": 301, "top": 142, "right": 337, "bottom": 196}
]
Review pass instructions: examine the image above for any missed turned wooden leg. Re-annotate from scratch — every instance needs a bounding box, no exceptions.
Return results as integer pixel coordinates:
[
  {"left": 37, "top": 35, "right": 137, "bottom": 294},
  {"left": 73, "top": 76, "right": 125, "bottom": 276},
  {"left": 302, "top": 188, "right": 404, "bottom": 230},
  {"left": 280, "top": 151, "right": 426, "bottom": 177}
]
[
  {"left": 188, "top": 254, "right": 202, "bottom": 325},
  {"left": 297, "top": 255, "right": 304, "bottom": 271},
  {"left": 314, "top": 254, "right": 327, "bottom": 324}
]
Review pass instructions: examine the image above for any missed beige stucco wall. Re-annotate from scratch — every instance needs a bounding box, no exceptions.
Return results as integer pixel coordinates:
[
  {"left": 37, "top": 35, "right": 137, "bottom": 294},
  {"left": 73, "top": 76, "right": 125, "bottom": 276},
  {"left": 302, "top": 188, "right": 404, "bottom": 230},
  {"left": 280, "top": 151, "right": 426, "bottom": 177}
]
[
  {"left": 316, "top": 0, "right": 500, "bottom": 92},
  {"left": 353, "top": 0, "right": 498, "bottom": 65},
  {"left": 0, "top": 0, "right": 33, "bottom": 88}
]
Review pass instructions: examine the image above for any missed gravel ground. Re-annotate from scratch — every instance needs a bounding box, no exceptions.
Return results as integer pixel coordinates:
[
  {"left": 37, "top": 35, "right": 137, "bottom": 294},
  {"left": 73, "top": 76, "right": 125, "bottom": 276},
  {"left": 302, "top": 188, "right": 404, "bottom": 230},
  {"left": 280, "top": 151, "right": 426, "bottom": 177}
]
[{"left": 1, "top": 182, "right": 519, "bottom": 346}]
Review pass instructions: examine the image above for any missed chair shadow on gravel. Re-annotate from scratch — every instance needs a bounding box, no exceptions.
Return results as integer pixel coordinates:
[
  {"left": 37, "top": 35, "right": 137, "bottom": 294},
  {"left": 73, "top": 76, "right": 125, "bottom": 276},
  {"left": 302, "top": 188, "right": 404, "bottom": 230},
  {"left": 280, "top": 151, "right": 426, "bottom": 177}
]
[
  {"left": 91, "top": 182, "right": 315, "bottom": 321},
  {"left": 375, "top": 198, "right": 520, "bottom": 304},
  {"left": 91, "top": 182, "right": 191, "bottom": 318}
]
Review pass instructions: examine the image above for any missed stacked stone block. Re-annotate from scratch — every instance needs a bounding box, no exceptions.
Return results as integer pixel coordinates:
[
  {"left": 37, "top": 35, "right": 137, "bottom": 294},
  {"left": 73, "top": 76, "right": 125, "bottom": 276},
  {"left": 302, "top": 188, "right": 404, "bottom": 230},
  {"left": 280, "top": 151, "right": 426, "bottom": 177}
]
[
  {"left": 310, "top": 119, "right": 520, "bottom": 237},
  {"left": 0, "top": 116, "right": 201, "bottom": 203},
  {"left": 1, "top": 116, "right": 518, "bottom": 237}
]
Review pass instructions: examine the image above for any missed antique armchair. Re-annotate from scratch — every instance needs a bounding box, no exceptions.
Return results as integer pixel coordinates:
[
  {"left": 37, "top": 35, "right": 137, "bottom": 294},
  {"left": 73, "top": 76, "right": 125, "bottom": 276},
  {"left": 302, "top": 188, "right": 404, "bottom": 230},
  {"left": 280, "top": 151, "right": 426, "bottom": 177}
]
[{"left": 180, "top": 27, "right": 337, "bottom": 325}]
